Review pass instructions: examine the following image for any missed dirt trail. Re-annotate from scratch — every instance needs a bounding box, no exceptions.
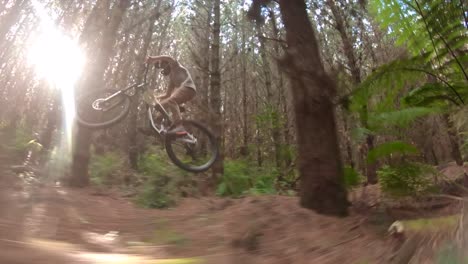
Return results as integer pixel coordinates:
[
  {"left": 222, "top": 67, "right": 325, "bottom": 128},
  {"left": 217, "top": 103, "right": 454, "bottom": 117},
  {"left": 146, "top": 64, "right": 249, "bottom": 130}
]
[{"left": 9, "top": 155, "right": 461, "bottom": 263}]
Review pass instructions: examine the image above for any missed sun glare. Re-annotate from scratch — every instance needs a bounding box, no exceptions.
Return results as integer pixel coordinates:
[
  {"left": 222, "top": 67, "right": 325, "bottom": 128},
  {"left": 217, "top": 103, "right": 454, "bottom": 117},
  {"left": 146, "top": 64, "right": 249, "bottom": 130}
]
[
  {"left": 27, "top": 30, "right": 85, "bottom": 89},
  {"left": 27, "top": 0, "right": 86, "bottom": 147}
]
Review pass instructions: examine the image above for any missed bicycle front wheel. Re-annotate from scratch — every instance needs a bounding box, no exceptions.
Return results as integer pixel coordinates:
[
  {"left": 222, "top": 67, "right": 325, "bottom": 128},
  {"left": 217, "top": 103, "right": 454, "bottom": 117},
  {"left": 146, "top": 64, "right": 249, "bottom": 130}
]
[
  {"left": 75, "top": 89, "right": 130, "bottom": 129},
  {"left": 165, "top": 120, "right": 219, "bottom": 173}
]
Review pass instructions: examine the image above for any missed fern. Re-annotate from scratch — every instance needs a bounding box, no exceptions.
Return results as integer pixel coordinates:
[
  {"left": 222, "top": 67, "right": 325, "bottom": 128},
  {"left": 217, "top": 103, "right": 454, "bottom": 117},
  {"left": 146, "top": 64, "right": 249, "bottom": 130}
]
[
  {"left": 369, "top": 107, "right": 437, "bottom": 131},
  {"left": 350, "top": 57, "right": 429, "bottom": 116},
  {"left": 367, "top": 0, "right": 468, "bottom": 109},
  {"left": 378, "top": 162, "right": 436, "bottom": 197},
  {"left": 343, "top": 166, "right": 363, "bottom": 188},
  {"left": 367, "top": 140, "right": 419, "bottom": 164},
  {"left": 404, "top": 82, "right": 463, "bottom": 107}
]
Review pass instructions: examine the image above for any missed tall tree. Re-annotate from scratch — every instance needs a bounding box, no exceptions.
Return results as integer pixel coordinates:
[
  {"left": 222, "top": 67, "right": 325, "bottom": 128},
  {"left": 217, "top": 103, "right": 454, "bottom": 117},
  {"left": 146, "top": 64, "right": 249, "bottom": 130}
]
[
  {"left": 255, "top": 22, "right": 282, "bottom": 171},
  {"left": 325, "top": 0, "right": 377, "bottom": 183},
  {"left": 209, "top": 0, "right": 224, "bottom": 182},
  {"left": 71, "top": 0, "right": 131, "bottom": 186},
  {"left": 250, "top": 0, "right": 349, "bottom": 216},
  {"left": 127, "top": 0, "right": 163, "bottom": 169}
]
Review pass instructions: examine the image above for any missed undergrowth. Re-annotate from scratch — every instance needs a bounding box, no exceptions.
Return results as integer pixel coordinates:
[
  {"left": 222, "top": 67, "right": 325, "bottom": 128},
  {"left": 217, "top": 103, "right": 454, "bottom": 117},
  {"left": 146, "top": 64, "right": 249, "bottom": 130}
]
[
  {"left": 343, "top": 165, "right": 364, "bottom": 188},
  {"left": 0, "top": 125, "right": 37, "bottom": 160},
  {"left": 377, "top": 161, "right": 438, "bottom": 197},
  {"left": 216, "top": 159, "right": 278, "bottom": 197},
  {"left": 135, "top": 146, "right": 195, "bottom": 209},
  {"left": 89, "top": 151, "right": 125, "bottom": 186}
]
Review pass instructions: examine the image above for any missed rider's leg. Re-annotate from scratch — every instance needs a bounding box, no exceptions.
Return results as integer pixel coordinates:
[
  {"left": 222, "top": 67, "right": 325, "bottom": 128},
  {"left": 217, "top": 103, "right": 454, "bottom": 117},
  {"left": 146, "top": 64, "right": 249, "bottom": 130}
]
[{"left": 160, "top": 86, "right": 196, "bottom": 135}]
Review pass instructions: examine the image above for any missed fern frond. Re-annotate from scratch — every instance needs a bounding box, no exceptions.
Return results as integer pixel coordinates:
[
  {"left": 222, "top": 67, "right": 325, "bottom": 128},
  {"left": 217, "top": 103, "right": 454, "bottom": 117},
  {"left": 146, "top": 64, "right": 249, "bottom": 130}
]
[
  {"left": 368, "top": 107, "right": 437, "bottom": 130},
  {"left": 350, "top": 57, "right": 427, "bottom": 111},
  {"left": 367, "top": 140, "right": 419, "bottom": 164},
  {"left": 404, "top": 83, "right": 463, "bottom": 107},
  {"left": 370, "top": 0, "right": 468, "bottom": 84},
  {"left": 351, "top": 126, "right": 373, "bottom": 143}
]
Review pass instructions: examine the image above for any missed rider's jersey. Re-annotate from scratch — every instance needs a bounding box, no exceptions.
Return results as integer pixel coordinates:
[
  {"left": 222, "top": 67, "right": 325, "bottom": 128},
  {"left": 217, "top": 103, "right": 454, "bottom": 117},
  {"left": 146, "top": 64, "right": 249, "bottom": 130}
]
[{"left": 169, "top": 63, "right": 196, "bottom": 91}]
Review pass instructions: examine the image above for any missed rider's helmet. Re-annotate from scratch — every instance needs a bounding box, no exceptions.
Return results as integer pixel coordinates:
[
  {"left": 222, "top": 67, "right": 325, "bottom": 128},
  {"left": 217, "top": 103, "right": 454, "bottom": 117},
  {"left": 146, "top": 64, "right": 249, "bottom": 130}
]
[{"left": 156, "top": 60, "right": 171, "bottom": 76}]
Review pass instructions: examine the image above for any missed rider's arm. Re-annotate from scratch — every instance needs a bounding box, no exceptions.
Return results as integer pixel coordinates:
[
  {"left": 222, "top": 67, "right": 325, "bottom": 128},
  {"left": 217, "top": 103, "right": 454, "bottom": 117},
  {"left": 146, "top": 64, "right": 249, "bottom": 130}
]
[
  {"left": 157, "top": 80, "right": 175, "bottom": 100},
  {"left": 147, "top": 55, "right": 178, "bottom": 67}
]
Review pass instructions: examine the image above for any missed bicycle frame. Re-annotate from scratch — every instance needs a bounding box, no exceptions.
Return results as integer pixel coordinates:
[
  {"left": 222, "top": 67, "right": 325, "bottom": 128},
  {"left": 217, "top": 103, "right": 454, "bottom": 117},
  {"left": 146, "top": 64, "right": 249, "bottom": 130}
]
[
  {"left": 147, "top": 104, "right": 169, "bottom": 135},
  {"left": 91, "top": 64, "right": 196, "bottom": 143},
  {"left": 102, "top": 64, "right": 152, "bottom": 100}
]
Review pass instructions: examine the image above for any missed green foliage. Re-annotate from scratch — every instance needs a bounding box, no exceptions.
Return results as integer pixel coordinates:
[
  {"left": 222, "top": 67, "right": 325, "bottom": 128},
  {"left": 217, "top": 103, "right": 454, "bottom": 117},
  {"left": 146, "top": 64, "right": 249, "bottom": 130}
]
[
  {"left": 216, "top": 160, "right": 253, "bottom": 196},
  {"left": 217, "top": 160, "right": 277, "bottom": 197},
  {"left": 350, "top": 62, "right": 440, "bottom": 142},
  {"left": 136, "top": 152, "right": 176, "bottom": 208},
  {"left": 247, "top": 172, "right": 277, "bottom": 195},
  {"left": 135, "top": 147, "right": 192, "bottom": 209},
  {"left": 377, "top": 162, "right": 437, "bottom": 197},
  {"left": 404, "top": 83, "right": 462, "bottom": 108},
  {"left": 351, "top": 126, "right": 373, "bottom": 143},
  {"left": 138, "top": 148, "right": 171, "bottom": 176},
  {"left": 349, "top": 0, "right": 467, "bottom": 162},
  {"left": 351, "top": 59, "right": 427, "bottom": 114},
  {"left": 371, "top": 0, "right": 468, "bottom": 57},
  {"left": 12, "top": 128, "right": 32, "bottom": 152},
  {"left": 343, "top": 166, "right": 363, "bottom": 188},
  {"left": 279, "top": 143, "right": 295, "bottom": 164},
  {"left": 367, "top": 0, "right": 468, "bottom": 109},
  {"left": 0, "top": 126, "right": 38, "bottom": 159},
  {"left": 367, "top": 141, "right": 419, "bottom": 164},
  {"left": 255, "top": 105, "right": 285, "bottom": 130},
  {"left": 369, "top": 107, "right": 437, "bottom": 130},
  {"left": 89, "top": 152, "right": 125, "bottom": 186}
]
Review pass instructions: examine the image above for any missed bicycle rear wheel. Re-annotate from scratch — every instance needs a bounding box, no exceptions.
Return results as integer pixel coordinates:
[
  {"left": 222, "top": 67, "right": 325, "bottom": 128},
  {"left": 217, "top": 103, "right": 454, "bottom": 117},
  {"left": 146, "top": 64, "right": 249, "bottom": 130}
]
[
  {"left": 165, "top": 120, "right": 219, "bottom": 173},
  {"left": 75, "top": 89, "right": 130, "bottom": 129}
]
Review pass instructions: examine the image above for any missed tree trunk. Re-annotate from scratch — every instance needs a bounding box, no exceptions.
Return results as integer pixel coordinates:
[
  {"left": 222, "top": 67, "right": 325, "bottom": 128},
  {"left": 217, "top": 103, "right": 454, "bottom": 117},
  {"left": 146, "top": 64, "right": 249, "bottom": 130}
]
[
  {"left": 240, "top": 0, "right": 249, "bottom": 156},
  {"left": 326, "top": 0, "right": 376, "bottom": 182},
  {"left": 128, "top": 1, "right": 162, "bottom": 169},
  {"left": 326, "top": 0, "right": 361, "bottom": 84},
  {"left": 277, "top": 0, "right": 349, "bottom": 216},
  {"left": 40, "top": 91, "right": 61, "bottom": 153},
  {"left": 256, "top": 22, "right": 282, "bottom": 170},
  {"left": 366, "top": 134, "right": 378, "bottom": 183},
  {"left": 210, "top": 0, "right": 224, "bottom": 182},
  {"left": 254, "top": 80, "right": 263, "bottom": 167},
  {"left": 269, "top": 9, "right": 291, "bottom": 169},
  {"left": 443, "top": 114, "right": 464, "bottom": 166},
  {"left": 71, "top": 0, "right": 130, "bottom": 186},
  {"left": 70, "top": 127, "right": 92, "bottom": 187}
]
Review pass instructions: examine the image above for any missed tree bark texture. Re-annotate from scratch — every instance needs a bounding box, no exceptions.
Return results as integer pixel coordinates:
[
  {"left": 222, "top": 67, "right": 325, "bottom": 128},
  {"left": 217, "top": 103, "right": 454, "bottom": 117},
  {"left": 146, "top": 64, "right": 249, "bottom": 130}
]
[
  {"left": 210, "top": 0, "right": 224, "bottom": 181},
  {"left": 277, "top": 0, "right": 349, "bottom": 216}
]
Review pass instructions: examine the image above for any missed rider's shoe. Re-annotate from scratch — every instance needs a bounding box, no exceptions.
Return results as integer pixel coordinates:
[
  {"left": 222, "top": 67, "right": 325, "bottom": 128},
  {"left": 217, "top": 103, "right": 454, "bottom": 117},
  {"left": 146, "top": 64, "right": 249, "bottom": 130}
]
[{"left": 166, "top": 124, "right": 188, "bottom": 136}]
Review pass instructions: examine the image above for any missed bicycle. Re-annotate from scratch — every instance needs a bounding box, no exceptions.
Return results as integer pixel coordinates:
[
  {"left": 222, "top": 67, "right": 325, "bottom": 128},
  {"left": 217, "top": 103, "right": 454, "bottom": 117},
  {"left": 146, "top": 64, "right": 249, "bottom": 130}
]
[{"left": 74, "top": 64, "right": 219, "bottom": 173}]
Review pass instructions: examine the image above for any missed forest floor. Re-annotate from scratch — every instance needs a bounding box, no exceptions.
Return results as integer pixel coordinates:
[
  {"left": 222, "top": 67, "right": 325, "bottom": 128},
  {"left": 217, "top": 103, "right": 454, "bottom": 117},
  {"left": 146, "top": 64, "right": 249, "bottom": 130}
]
[{"left": 0, "top": 153, "right": 466, "bottom": 263}]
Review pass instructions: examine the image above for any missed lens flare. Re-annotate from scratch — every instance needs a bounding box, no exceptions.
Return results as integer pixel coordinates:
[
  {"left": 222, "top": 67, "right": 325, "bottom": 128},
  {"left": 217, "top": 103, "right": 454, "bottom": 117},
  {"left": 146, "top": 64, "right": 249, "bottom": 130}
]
[{"left": 27, "top": 0, "right": 86, "bottom": 149}]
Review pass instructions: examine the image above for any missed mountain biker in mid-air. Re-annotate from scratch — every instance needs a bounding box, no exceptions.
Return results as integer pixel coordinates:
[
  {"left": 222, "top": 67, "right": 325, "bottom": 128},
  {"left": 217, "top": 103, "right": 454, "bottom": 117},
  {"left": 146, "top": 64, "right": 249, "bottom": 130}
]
[{"left": 141, "top": 55, "right": 197, "bottom": 136}]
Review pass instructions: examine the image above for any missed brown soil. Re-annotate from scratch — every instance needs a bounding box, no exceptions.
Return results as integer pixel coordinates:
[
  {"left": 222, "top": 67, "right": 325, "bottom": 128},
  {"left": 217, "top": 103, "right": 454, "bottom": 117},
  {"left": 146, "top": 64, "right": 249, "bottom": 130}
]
[{"left": 0, "top": 156, "right": 465, "bottom": 264}]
